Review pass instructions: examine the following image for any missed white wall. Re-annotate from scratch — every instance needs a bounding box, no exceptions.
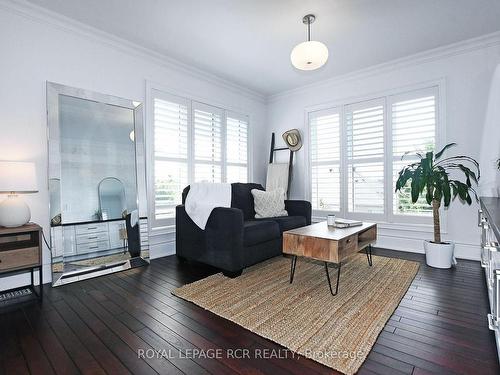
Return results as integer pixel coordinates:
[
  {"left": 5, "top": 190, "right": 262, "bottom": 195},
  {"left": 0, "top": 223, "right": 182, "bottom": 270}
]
[
  {"left": 264, "top": 37, "right": 500, "bottom": 260},
  {"left": 2, "top": 1, "right": 500, "bottom": 292},
  {"left": 0, "top": 2, "right": 267, "bottom": 288}
]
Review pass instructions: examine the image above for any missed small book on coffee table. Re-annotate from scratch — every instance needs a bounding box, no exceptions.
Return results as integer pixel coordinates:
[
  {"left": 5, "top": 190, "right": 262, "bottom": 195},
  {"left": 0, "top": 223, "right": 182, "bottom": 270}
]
[{"left": 333, "top": 218, "right": 363, "bottom": 228}]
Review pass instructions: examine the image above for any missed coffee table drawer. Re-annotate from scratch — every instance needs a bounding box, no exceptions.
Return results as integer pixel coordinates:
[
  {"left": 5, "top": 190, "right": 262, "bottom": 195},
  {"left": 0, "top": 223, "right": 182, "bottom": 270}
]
[{"left": 338, "top": 235, "right": 358, "bottom": 259}]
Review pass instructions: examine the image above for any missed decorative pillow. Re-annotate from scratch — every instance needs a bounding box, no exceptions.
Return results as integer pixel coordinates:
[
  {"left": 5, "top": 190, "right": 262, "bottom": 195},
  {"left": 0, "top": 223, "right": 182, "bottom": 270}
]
[{"left": 251, "top": 189, "right": 288, "bottom": 219}]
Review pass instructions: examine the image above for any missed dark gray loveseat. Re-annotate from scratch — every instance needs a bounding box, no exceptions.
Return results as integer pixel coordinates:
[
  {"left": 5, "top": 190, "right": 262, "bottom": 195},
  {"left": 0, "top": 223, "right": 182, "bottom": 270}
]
[{"left": 175, "top": 183, "right": 311, "bottom": 277}]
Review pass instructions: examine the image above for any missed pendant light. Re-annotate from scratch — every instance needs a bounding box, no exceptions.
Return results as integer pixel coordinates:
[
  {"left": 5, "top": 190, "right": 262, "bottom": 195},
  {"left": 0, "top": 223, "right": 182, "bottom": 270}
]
[{"left": 290, "top": 14, "right": 329, "bottom": 71}]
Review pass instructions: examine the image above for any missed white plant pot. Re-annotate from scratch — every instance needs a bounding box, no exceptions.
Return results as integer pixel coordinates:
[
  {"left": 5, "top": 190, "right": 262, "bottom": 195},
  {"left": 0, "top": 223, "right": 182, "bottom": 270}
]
[{"left": 423, "top": 240, "right": 456, "bottom": 269}]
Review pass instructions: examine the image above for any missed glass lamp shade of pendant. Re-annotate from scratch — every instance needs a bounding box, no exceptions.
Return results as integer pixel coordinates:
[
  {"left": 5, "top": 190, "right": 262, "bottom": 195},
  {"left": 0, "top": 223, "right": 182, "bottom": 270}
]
[{"left": 290, "top": 41, "right": 329, "bottom": 70}]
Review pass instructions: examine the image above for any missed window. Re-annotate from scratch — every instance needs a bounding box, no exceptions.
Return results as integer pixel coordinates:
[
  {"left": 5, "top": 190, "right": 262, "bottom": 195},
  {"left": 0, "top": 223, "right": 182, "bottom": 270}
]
[
  {"left": 226, "top": 113, "right": 249, "bottom": 183},
  {"left": 193, "top": 102, "right": 223, "bottom": 183},
  {"left": 308, "top": 86, "right": 438, "bottom": 223},
  {"left": 150, "top": 90, "right": 249, "bottom": 228},
  {"left": 309, "top": 109, "right": 341, "bottom": 211},
  {"left": 346, "top": 100, "right": 385, "bottom": 214},
  {"left": 391, "top": 90, "right": 436, "bottom": 216},
  {"left": 152, "top": 94, "right": 189, "bottom": 222}
]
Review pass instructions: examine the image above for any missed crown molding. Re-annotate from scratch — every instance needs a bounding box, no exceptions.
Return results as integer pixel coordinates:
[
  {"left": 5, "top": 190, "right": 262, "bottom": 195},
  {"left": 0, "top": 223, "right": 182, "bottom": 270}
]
[
  {"left": 0, "top": 0, "right": 267, "bottom": 103},
  {"left": 3, "top": 0, "right": 500, "bottom": 105},
  {"left": 268, "top": 30, "right": 500, "bottom": 103}
]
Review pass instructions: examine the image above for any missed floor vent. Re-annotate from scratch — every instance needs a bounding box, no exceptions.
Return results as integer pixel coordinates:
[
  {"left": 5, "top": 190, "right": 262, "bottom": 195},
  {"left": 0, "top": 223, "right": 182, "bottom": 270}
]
[{"left": 0, "top": 288, "right": 33, "bottom": 302}]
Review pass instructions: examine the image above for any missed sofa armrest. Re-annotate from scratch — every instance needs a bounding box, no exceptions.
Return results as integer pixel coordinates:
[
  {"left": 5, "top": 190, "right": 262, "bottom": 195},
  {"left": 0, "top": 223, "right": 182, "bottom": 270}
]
[
  {"left": 205, "top": 207, "right": 245, "bottom": 271},
  {"left": 285, "top": 200, "right": 312, "bottom": 225},
  {"left": 176, "top": 205, "right": 205, "bottom": 257}
]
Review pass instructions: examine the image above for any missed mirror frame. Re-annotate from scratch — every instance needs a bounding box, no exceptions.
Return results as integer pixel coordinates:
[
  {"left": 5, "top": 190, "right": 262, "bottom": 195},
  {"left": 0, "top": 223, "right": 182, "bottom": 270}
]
[{"left": 47, "top": 82, "right": 149, "bottom": 286}]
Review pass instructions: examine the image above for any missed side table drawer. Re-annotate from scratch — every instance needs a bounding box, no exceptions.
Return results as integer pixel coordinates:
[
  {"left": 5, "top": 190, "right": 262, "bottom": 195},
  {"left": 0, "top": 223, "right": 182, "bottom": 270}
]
[{"left": 0, "top": 246, "right": 40, "bottom": 271}]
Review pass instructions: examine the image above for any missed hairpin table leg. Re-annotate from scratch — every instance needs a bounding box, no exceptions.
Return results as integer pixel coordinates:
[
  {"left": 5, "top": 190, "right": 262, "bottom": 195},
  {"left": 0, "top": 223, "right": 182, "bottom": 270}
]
[
  {"left": 365, "top": 244, "right": 373, "bottom": 266},
  {"left": 325, "top": 261, "right": 341, "bottom": 296},
  {"left": 290, "top": 255, "right": 297, "bottom": 284}
]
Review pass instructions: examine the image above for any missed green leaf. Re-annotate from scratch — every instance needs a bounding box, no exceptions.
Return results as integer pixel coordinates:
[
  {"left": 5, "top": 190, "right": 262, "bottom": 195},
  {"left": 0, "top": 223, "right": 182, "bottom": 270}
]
[
  {"left": 411, "top": 172, "right": 420, "bottom": 203},
  {"left": 435, "top": 143, "right": 457, "bottom": 159}
]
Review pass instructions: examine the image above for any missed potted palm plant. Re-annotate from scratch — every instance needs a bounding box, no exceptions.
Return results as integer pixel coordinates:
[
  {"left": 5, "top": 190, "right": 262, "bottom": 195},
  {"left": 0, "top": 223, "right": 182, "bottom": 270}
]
[{"left": 395, "top": 143, "right": 480, "bottom": 268}]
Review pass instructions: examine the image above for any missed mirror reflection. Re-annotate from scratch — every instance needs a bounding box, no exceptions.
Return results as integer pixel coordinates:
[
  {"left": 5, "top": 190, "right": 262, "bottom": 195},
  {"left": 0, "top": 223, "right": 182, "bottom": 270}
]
[
  {"left": 98, "top": 177, "right": 127, "bottom": 220},
  {"left": 48, "top": 83, "right": 149, "bottom": 286}
]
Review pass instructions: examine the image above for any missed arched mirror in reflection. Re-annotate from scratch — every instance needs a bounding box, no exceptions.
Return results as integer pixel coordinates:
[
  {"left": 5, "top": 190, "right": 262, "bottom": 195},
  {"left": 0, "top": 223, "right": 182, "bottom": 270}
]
[{"left": 98, "top": 177, "right": 127, "bottom": 220}]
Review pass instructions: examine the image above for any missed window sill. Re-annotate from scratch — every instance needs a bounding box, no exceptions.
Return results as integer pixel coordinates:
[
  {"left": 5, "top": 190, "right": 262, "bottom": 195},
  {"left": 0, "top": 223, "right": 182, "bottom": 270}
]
[
  {"left": 312, "top": 216, "right": 447, "bottom": 235},
  {"left": 149, "top": 224, "right": 176, "bottom": 237}
]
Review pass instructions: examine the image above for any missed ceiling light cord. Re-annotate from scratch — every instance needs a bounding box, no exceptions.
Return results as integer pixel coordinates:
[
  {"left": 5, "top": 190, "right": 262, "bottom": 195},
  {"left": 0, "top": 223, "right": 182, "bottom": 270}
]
[{"left": 307, "top": 19, "right": 311, "bottom": 41}]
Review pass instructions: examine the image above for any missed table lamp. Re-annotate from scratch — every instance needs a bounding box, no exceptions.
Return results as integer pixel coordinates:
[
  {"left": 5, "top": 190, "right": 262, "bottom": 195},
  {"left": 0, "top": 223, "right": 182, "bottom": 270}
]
[{"left": 0, "top": 161, "right": 38, "bottom": 227}]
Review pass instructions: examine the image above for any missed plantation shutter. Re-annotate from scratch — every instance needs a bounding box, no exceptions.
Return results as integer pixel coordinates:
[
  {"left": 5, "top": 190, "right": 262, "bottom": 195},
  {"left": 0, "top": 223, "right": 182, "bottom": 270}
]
[
  {"left": 226, "top": 113, "right": 248, "bottom": 183},
  {"left": 391, "top": 88, "right": 437, "bottom": 216},
  {"left": 345, "top": 99, "right": 385, "bottom": 214},
  {"left": 193, "top": 102, "right": 223, "bottom": 183},
  {"left": 309, "top": 109, "right": 341, "bottom": 212},
  {"left": 152, "top": 93, "right": 189, "bottom": 222}
]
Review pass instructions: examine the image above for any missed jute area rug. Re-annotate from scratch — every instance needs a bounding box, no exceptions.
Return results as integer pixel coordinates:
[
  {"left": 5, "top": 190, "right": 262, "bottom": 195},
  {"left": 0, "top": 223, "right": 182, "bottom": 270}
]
[{"left": 173, "top": 254, "right": 419, "bottom": 375}]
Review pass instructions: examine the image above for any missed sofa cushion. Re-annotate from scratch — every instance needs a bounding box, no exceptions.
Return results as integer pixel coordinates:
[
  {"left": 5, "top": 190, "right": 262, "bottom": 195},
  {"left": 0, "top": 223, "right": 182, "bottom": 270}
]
[
  {"left": 251, "top": 188, "right": 288, "bottom": 219},
  {"left": 257, "top": 215, "right": 307, "bottom": 234},
  {"left": 231, "top": 183, "right": 264, "bottom": 220},
  {"left": 243, "top": 220, "right": 280, "bottom": 247}
]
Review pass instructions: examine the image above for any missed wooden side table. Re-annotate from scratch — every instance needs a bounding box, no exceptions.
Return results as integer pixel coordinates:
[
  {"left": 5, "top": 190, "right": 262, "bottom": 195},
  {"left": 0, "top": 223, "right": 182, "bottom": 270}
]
[{"left": 0, "top": 223, "right": 43, "bottom": 302}]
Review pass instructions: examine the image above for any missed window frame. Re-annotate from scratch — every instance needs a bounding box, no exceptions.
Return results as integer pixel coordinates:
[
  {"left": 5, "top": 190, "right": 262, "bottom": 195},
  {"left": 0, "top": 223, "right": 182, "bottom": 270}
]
[{"left": 305, "top": 80, "right": 446, "bottom": 228}]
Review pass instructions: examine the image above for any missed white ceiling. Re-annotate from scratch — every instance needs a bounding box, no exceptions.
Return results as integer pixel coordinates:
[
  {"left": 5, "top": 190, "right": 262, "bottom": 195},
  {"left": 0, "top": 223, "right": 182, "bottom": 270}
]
[{"left": 27, "top": 0, "right": 500, "bottom": 96}]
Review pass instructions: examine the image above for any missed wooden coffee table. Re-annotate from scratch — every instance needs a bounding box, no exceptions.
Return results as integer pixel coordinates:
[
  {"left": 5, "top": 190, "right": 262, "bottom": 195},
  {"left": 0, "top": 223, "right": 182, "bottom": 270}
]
[{"left": 282, "top": 221, "right": 377, "bottom": 295}]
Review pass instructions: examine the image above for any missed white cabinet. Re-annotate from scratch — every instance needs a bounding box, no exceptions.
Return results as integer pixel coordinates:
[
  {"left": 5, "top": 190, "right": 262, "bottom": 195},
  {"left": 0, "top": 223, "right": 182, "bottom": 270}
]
[
  {"left": 479, "top": 203, "right": 500, "bottom": 361},
  {"left": 55, "top": 217, "right": 148, "bottom": 258}
]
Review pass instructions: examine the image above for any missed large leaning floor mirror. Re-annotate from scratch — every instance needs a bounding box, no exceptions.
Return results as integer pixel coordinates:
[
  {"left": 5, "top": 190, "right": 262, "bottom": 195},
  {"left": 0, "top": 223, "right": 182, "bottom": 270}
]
[{"left": 47, "top": 82, "right": 149, "bottom": 286}]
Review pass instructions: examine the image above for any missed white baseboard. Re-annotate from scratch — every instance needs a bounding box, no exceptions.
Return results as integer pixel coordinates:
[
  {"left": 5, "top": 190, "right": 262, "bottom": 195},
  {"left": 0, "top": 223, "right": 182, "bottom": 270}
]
[
  {"left": 375, "top": 234, "right": 480, "bottom": 261},
  {"left": 150, "top": 241, "right": 175, "bottom": 259}
]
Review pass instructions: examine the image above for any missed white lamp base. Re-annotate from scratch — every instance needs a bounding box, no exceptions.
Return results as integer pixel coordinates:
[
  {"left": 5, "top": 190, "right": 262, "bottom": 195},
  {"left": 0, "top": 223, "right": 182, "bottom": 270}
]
[{"left": 0, "top": 194, "right": 31, "bottom": 227}]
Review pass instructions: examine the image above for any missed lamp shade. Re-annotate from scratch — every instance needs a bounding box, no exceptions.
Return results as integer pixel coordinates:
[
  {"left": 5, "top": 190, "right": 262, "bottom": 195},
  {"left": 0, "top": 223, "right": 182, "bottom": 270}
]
[
  {"left": 0, "top": 161, "right": 38, "bottom": 193},
  {"left": 290, "top": 41, "right": 329, "bottom": 71}
]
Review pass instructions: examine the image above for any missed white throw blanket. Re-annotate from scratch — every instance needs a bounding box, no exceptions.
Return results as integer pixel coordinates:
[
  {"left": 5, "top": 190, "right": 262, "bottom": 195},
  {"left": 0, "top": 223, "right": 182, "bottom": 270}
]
[
  {"left": 266, "top": 163, "right": 289, "bottom": 197},
  {"left": 185, "top": 183, "right": 232, "bottom": 229}
]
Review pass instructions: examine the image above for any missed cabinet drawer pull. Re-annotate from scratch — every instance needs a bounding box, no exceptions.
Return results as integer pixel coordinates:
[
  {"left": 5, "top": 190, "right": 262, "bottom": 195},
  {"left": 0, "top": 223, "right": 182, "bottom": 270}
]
[
  {"left": 89, "top": 246, "right": 99, "bottom": 249},
  {"left": 88, "top": 236, "right": 98, "bottom": 239}
]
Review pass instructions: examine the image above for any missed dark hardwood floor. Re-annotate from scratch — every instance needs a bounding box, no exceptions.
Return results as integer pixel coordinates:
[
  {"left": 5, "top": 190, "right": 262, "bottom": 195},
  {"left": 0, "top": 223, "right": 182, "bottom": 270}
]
[{"left": 1, "top": 248, "right": 499, "bottom": 375}]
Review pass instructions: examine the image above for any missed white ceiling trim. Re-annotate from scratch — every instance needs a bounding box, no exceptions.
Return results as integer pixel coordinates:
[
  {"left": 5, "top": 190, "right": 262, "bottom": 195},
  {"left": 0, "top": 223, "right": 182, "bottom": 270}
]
[
  {"left": 268, "top": 30, "right": 500, "bottom": 103},
  {"left": 1, "top": 0, "right": 267, "bottom": 103},
  {"left": 3, "top": 0, "right": 500, "bottom": 104}
]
